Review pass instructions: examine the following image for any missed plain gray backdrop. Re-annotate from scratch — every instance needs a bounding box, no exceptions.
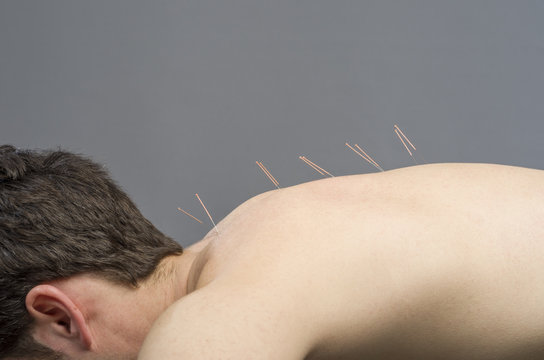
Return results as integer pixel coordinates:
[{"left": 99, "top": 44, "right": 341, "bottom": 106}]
[{"left": 1, "top": 1, "right": 543, "bottom": 247}]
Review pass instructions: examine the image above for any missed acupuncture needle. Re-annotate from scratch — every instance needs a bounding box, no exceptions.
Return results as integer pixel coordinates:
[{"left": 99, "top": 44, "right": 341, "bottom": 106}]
[
  {"left": 177, "top": 207, "right": 203, "bottom": 224},
  {"left": 195, "top": 193, "right": 220, "bottom": 236},
  {"left": 298, "top": 156, "right": 334, "bottom": 177},
  {"left": 345, "top": 142, "right": 384, "bottom": 172},
  {"left": 256, "top": 161, "right": 280, "bottom": 189},
  {"left": 394, "top": 124, "right": 419, "bottom": 164}
]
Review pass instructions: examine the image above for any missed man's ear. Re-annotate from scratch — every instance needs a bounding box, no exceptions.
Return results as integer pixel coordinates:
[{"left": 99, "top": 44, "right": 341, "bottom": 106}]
[{"left": 25, "top": 284, "right": 93, "bottom": 353}]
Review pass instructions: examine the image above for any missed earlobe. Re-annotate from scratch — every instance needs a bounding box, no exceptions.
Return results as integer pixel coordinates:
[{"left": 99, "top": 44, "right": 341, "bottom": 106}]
[{"left": 26, "top": 284, "right": 93, "bottom": 352}]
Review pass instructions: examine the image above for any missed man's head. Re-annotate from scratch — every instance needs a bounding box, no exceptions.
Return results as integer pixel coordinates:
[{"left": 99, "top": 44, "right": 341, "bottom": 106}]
[{"left": 0, "top": 145, "right": 183, "bottom": 359}]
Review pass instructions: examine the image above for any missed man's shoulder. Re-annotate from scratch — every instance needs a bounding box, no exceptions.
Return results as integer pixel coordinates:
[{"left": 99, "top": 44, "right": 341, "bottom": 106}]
[{"left": 138, "top": 277, "right": 316, "bottom": 360}]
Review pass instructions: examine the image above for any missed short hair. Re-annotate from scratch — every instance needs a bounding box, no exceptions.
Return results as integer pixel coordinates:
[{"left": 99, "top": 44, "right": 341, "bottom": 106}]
[{"left": 0, "top": 145, "right": 183, "bottom": 358}]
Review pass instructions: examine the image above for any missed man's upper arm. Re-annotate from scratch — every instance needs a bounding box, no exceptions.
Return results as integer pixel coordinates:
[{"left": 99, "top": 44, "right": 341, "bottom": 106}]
[{"left": 138, "top": 280, "right": 313, "bottom": 360}]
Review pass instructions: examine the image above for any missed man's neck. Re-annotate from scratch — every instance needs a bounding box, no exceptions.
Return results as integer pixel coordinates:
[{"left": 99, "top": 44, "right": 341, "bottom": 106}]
[{"left": 166, "top": 238, "right": 213, "bottom": 299}]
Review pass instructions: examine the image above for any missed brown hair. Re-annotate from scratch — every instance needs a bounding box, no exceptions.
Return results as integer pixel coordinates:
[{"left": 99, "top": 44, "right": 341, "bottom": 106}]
[{"left": 0, "top": 145, "right": 183, "bottom": 358}]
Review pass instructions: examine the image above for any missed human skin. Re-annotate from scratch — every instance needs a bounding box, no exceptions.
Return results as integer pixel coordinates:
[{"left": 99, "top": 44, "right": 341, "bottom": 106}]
[{"left": 137, "top": 163, "right": 544, "bottom": 359}]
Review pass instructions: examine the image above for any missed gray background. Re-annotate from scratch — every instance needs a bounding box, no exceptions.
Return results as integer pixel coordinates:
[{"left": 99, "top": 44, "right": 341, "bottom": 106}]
[{"left": 1, "top": 1, "right": 543, "bottom": 247}]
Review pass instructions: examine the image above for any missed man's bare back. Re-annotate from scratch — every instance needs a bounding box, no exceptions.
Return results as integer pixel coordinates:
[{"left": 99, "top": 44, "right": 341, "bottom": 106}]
[{"left": 139, "top": 163, "right": 544, "bottom": 359}]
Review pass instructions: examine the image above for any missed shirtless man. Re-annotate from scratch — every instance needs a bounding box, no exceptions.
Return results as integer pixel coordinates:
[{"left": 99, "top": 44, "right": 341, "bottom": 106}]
[{"left": 2, "top": 145, "right": 544, "bottom": 359}]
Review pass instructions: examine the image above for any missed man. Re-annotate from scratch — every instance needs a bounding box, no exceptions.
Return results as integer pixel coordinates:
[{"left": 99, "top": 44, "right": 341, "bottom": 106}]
[
  {"left": 2, "top": 145, "right": 544, "bottom": 359},
  {"left": 0, "top": 145, "right": 184, "bottom": 360}
]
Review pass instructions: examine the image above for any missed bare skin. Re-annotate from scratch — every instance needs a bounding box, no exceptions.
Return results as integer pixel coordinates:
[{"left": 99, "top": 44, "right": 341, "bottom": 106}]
[
  {"left": 29, "top": 163, "right": 544, "bottom": 359},
  {"left": 137, "top": 163, "right": 544, "bottom": 359}
]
